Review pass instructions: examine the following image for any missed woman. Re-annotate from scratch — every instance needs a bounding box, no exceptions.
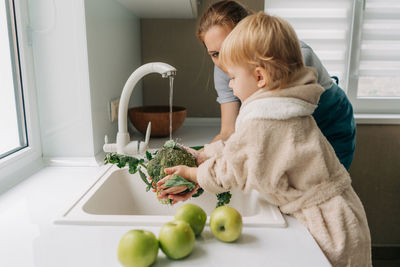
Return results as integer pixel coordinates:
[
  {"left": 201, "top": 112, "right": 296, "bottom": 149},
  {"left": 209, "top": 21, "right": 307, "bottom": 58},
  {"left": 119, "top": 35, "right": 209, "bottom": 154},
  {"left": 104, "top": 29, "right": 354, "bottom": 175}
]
[{"left": 196, "top": 0, "right": 356, "bottom": 170}]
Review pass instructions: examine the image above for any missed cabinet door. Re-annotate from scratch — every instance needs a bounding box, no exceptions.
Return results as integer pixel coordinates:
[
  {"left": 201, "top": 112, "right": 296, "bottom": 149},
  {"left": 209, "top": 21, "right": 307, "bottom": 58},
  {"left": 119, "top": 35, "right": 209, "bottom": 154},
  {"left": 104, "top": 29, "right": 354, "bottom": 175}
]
[{"left": 117, "top": 0, "right": 198, "bottom": 18}]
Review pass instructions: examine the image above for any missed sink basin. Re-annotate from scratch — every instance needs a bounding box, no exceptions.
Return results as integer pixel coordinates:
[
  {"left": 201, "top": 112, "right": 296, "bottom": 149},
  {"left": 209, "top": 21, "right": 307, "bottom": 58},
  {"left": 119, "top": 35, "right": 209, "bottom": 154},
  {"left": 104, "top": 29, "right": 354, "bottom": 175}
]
[{"left": 55, "top": 164, "right": 286, "bottom": 227}]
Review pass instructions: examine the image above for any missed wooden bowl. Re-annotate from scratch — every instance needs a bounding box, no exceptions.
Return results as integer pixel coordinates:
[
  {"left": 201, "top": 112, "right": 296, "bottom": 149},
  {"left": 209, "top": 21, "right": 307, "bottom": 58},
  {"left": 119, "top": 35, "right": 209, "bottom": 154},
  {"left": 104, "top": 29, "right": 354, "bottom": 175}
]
[{"left": 128, "top": 106, "right": 187, "bottom": 137}]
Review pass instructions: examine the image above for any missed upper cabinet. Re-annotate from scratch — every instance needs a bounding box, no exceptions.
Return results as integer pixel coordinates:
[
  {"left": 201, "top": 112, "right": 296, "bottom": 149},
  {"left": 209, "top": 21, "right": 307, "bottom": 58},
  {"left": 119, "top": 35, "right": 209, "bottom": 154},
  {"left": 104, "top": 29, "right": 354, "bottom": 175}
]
[{"left": 116, "top": 0, "right": 198, "bottom": 18}]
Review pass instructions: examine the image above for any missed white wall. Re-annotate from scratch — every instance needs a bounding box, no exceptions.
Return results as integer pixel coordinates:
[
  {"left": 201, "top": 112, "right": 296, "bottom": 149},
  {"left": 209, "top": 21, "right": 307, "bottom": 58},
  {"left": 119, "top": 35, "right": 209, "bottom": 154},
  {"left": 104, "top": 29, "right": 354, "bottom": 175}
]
[
  {"left": 84, "top": 0, "right": 142, "bottom": 156},
  {"left": 29, "top": 0, "right": 141, "bottom": 159},
  {"left": 30, "top": 0, "right": 94, "bottom": 158}
]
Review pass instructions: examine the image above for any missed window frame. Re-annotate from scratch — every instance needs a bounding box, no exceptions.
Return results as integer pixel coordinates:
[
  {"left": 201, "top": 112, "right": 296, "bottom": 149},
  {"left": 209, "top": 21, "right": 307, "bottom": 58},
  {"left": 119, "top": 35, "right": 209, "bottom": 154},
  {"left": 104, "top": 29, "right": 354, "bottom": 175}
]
[
  {"left": 346, "top": 0, "right": 400, "bottom": 115},
  {"left": 0, "top": 0, "right": 28, "bottom": 159},
  {"left": 0, "top": 0, "right": 42, "bottom": 194}
]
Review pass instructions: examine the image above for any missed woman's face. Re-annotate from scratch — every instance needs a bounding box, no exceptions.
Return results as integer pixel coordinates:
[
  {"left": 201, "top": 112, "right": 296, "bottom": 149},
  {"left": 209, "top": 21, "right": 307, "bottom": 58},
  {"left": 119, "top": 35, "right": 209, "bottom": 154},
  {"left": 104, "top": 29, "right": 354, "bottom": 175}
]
[{"left": 203, "top": 25, "right": 232, "bottom": 69}]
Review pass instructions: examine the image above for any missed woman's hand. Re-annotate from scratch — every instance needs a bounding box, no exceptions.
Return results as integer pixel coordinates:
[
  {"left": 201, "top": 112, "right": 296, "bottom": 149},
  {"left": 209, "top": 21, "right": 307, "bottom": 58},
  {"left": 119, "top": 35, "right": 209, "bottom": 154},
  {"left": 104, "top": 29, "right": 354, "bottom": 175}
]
[{"left": 156, "top": 165, "right": 199, "bottom": 204}]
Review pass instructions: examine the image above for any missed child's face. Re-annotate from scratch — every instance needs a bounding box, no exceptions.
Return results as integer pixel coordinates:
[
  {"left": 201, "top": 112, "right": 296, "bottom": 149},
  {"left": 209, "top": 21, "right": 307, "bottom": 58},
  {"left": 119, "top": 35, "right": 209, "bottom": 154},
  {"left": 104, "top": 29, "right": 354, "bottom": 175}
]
[{"left": 227, "top": 64, "right": 259, "bottom": 102}]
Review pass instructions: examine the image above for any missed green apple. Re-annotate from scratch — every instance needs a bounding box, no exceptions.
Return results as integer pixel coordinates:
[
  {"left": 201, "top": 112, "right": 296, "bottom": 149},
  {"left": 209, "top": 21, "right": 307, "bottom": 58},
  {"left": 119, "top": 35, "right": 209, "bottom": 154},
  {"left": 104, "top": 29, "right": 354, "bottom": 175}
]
[
  {"left": 117, "top": 229, "right": 159, "bottom": 267},
  {"left": 210, "top": 206, "right": 242, "bottom": 242},
  {"left": 159, "top": 220, "right": 195, "bottom": 259},
  {"left": 174, "top": 203, "right": 207, "bottom": 236}
]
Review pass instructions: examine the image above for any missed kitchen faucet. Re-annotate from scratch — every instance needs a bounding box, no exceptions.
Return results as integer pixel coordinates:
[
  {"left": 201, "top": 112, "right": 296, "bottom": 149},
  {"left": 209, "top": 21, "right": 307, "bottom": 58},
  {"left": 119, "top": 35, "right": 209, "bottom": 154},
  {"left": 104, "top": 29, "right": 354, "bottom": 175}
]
[{"left": 103, "top": 62, "right": 176, "bottom": 156}]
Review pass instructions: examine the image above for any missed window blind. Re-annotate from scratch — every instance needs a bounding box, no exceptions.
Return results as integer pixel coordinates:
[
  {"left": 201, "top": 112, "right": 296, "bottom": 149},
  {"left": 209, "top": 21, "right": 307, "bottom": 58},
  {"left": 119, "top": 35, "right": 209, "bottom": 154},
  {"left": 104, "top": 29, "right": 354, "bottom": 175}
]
[
  {"left": 265, "top": 0, "right": 354, "bottom": 87},
  {"left": 357, "top": 0, "right": 400, "bottom": 97}
]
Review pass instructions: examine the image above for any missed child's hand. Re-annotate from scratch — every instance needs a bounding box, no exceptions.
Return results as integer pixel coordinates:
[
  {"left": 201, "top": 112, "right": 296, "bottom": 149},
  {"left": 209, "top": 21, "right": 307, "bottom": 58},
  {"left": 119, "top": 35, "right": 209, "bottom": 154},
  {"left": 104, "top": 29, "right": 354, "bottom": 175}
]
[
  {"left": 162, "top": 165, "right": 198, "bottom": 184},
  {"left": 182, "top": 146, "right": 208, "bottom": 165},
  {"left": 148, "top": 177, "right": 157, "bottom": 192},
  {"left": 158, "top": 184, "right": 201, "bottom": 205},
  {"left": 156, "top": 165, "right": 199, "bottom": 204},
  {"left": 170, "top": 184, "right": 201, "bottom": 204},
  {"left": 182, "top": 146, "right": 199, "bottom": 158},
  {"left": 196, "top": 150, "right": 207, "bottom": 165}
]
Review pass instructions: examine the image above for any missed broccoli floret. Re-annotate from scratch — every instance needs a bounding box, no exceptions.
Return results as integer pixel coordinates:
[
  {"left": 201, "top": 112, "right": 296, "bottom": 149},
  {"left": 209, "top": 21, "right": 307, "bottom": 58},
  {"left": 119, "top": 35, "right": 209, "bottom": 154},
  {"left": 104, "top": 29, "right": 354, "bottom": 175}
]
[
  {"left": 147, "top": 141, "right": 196, "bottom": 184},
  {"left": 146, "top": 141, "right": 197, "bottom": 204}
]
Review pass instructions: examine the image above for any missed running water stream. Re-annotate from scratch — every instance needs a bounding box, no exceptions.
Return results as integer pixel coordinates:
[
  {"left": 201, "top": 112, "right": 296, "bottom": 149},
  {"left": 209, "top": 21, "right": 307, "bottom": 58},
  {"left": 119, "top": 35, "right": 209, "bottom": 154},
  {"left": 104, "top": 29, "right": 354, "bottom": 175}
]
[{"left": 169, "top": 76, "right": 174, "bottom": 140}]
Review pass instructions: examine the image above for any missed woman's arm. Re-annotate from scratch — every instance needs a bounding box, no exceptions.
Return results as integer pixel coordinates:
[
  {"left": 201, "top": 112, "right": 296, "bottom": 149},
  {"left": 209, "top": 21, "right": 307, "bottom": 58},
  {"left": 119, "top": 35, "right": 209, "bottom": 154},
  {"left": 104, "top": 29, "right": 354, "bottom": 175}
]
[
  {"left": 211, "top": 101, "right": 240, "bottom": 143},
  {"left": 212, "top": 65, "right": 240, "bottom": 142}
]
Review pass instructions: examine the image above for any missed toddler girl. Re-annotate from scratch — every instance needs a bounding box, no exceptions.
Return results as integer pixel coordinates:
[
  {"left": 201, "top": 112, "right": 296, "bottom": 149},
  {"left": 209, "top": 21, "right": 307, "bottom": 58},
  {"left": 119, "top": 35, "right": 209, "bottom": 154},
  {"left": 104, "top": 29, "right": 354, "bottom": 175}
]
[{"left": 158, "top": 12, "right": 371, "bottom": 267}]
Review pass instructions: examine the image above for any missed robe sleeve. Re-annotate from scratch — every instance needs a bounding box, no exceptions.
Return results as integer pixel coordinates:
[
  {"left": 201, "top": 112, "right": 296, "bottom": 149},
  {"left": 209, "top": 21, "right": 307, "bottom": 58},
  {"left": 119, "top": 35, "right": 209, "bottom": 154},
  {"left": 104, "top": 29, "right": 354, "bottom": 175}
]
[{"left": 197, "top": 118, "right": 280, "bottom": 194}]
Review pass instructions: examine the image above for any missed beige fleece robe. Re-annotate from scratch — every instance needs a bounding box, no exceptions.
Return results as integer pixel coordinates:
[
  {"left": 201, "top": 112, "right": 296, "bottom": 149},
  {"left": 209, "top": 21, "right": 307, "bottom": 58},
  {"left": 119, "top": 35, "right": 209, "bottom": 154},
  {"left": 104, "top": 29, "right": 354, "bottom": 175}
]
[{"left": 197, "top": 67, "right": 371, "bottom": 266}]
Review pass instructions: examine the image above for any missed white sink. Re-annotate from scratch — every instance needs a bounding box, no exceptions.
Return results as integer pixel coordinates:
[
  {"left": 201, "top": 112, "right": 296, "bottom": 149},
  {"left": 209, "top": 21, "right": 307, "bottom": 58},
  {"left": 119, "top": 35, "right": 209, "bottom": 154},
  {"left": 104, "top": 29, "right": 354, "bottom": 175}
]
[{"left": 55, "top": 164, "right": 286, "bottom": 227}]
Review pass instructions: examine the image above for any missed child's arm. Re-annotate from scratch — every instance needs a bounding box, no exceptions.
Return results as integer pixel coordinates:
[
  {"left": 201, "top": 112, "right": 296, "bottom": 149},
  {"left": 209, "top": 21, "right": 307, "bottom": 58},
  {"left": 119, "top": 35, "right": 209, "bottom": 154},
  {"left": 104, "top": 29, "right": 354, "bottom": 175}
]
[
  {"left": 159, "top": 129, "right": 256, "bottom": 197},
  {"left": 159, "top": 119, "right": 292, "bottom": 202},
  {"left": 196, "top": 120, "right": 277, "bottom": 194}
]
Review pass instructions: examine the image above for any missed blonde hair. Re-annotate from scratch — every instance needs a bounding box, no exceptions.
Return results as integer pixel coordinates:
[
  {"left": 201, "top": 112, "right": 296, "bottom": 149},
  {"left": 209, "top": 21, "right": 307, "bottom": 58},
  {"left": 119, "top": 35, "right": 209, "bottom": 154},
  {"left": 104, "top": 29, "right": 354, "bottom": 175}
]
[
  {"left": 196, "top": 1, "right": 252, "bottom": 42},
  {"left": 220, "top": 12, "right": 304, "bottom": 90}
]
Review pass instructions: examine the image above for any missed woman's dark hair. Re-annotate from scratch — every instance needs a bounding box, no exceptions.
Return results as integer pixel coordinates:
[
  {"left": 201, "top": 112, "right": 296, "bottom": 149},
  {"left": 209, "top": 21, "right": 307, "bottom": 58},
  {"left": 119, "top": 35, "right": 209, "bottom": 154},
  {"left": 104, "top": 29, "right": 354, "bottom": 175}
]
[{"left": 196, "top": 1, "right": 252, "bottom": 42}]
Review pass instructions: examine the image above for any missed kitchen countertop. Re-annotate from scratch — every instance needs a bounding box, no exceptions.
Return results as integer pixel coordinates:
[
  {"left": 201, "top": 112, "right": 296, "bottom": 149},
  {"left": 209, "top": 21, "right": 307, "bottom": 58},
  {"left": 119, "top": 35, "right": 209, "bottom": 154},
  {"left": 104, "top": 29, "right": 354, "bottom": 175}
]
[
  {"left": 129, "top": 118, "right": 222, "bottom": 149},
  {"left": 0, "top": 121, "right": 330, "bottom": 267}
]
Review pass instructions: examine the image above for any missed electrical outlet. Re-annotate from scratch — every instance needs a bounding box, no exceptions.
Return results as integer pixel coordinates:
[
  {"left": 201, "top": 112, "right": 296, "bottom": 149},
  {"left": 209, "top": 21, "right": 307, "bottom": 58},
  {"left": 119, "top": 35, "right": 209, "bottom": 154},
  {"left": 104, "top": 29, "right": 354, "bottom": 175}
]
[{"left": 110, "top": 98, "right": 119, "bottom": 122}]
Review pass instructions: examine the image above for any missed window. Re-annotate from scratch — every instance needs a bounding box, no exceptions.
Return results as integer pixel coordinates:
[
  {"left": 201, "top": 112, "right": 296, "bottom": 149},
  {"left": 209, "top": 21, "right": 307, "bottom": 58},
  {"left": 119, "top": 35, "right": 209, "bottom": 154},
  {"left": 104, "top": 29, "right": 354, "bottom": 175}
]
[
  {"left": 0, "top": 0, "right": 41, "bottom": 193},
  {"left": 266, "top": 0, "right": 400, "bottom": 115},
  {"left": 0, "top": 0, "right": 28, "bottom": 159},
  {"left": 266, "top": 0, "right": 353, "bottom": 88},
  {"left": 347, "top": 0, "right": 400, "bottom": 114}
]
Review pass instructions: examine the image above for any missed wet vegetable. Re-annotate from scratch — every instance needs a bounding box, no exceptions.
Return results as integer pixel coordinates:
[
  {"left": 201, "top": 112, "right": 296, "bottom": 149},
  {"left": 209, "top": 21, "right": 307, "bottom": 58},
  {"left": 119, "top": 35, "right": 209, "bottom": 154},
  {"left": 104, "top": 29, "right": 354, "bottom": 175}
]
[{"left": 104, "top": 140, "right": 231, "bottom": 207}]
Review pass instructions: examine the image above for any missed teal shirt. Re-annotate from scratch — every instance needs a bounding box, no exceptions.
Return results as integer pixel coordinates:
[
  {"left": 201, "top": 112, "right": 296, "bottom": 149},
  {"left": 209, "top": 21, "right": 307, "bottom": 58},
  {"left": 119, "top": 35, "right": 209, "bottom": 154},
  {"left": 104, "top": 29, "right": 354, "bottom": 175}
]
[
  {"left": 213, "top": 41, "right": 356, "bottom": 169},
  {"left": 313, "top": 81, "right": 356, "bottom": 170}
]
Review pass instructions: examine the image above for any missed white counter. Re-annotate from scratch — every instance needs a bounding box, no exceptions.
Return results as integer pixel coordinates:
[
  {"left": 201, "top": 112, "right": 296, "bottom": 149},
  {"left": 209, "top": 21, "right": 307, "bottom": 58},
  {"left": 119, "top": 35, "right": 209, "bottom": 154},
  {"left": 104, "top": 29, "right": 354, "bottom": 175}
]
[{"left": 0, "top": 121, "right": 330, "bottom": 267}]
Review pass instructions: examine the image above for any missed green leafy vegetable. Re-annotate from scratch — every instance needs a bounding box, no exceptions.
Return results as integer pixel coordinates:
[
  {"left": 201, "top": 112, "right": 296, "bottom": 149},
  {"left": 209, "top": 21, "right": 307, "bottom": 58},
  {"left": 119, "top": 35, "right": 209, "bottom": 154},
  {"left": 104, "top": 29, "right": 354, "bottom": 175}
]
[
  {"left": 163, "top": 140, "right": 176, "bottom": 149},
  {"left": 189, "top": 146, "right": 204, "bottom": 151},
  {"left": 138, "top": 168, "right": 152, "bottom": 192},
  {"left": 164, "top": 174, "right": 196, "bottom": 191},
  {"left": 104, "top": 140, "right": 231, "bottom": 207},
  {"left": 145, "top": 151, "right": 153, "bottom": 161},
  {"left": 191, "top": 188, "right": 204, "bottom": 198},
  {"left": 216, "top": 192, "right": 232, "bottom": 207}
]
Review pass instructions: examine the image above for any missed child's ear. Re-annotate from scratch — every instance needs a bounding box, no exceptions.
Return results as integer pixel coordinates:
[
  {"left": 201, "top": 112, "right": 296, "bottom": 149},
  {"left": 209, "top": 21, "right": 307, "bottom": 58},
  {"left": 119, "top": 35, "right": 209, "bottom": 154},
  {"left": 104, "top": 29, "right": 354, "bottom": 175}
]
[{"left": 254, "top": 67, "right": 268, "bottom": 88}]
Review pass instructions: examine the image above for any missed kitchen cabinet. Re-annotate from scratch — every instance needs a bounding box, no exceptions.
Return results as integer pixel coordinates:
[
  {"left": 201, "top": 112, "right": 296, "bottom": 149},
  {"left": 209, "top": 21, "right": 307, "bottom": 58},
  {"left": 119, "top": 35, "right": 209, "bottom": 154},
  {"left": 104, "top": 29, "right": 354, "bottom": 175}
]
[{"left": 116, "top": 0, "right": 198, "bottom": 18}]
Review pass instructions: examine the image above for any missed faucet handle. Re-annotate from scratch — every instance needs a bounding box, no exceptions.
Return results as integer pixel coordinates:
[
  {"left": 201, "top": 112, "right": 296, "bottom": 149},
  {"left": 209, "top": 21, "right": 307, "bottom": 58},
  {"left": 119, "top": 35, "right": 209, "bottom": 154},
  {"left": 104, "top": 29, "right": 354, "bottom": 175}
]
[
  {"left": 124, "top": 141, "right": 139, "bottom": 155},
  {"left": 103, "top": 135, "right": 117, "bottom": 153},
  {"left": 139, "top": 122, "right": 151, "bottom": 154},
  {"left": 145, "top": 122, "right": 151, "bottom": 145}
]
